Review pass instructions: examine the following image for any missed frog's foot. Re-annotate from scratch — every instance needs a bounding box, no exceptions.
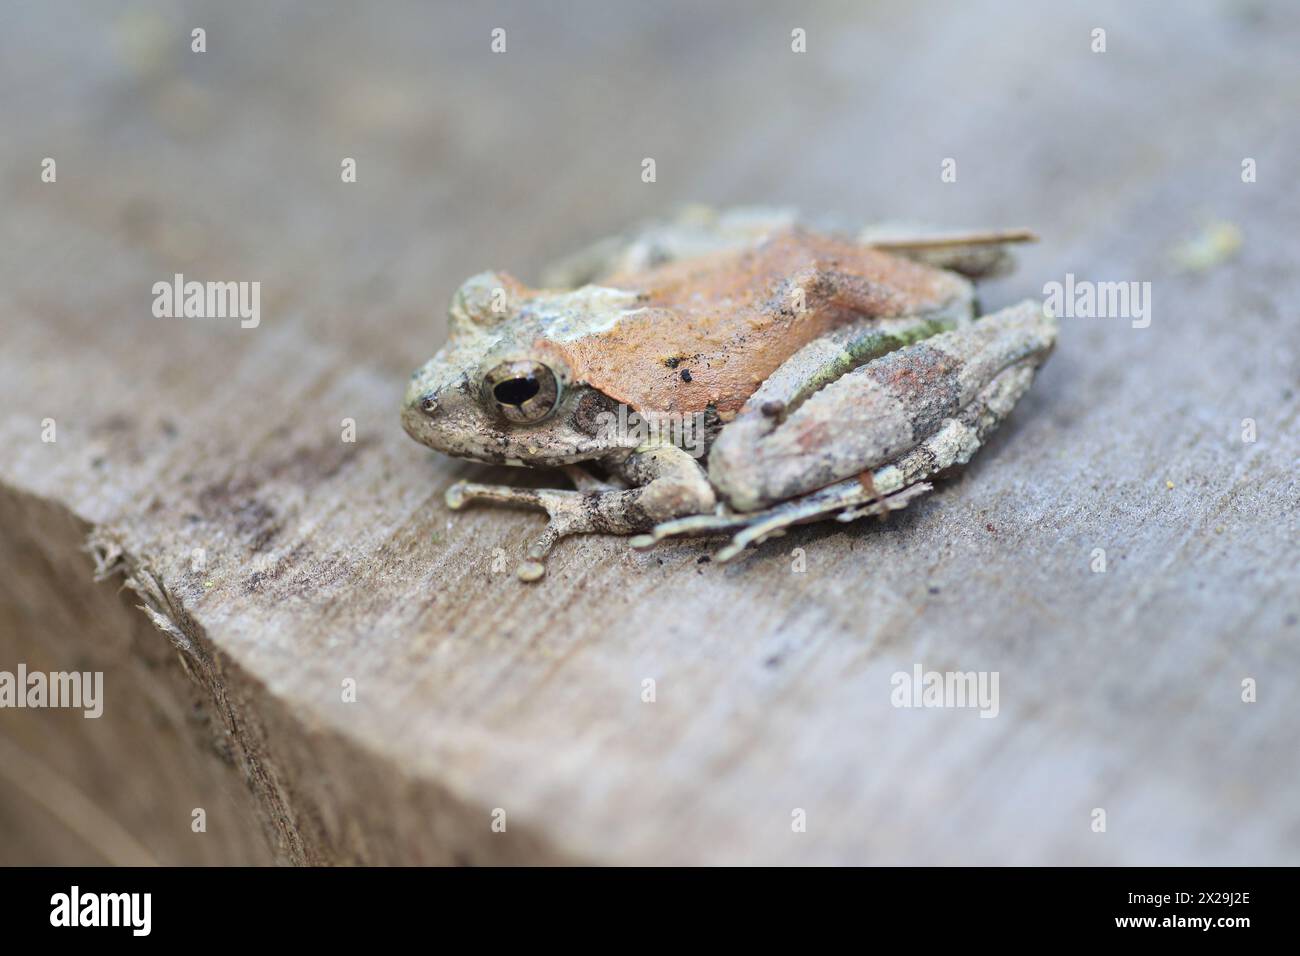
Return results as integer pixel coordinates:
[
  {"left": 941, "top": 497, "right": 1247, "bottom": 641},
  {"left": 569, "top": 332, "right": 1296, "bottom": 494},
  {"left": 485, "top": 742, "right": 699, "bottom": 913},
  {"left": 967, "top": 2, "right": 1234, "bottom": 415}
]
[
  {"left": 631, "top": 481, "right": 931, "bottom": 563},
  {"left": 445, "top": 481, "right": 607, "bottom": 581},
  {"left": 447, "top": 445, "right": 715, "bottom": 582}
]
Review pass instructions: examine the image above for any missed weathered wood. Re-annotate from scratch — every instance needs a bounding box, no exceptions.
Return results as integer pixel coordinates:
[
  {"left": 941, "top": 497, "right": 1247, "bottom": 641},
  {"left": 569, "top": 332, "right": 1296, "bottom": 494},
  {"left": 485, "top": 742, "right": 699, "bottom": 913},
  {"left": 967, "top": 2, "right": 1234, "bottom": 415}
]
[{"left": 1, "top": 1, "right": 1298, "bottom": 864}]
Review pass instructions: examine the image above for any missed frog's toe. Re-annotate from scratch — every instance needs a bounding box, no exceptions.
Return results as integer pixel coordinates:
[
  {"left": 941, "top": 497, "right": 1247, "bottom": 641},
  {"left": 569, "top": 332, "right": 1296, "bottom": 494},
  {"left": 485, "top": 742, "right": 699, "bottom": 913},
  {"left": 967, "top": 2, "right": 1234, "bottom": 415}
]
[
  {"left": 445, "top": 481, "right": 470, "bottom": 509},
  {"left": 514, "top": 496, "right": 602, "bottom": 582},
  {"left": 631, "top": 511, "right": 750, "bottom": 550},
  {"left": 631, "top": 504, "right": 803, "bottom": 560},
  {"left": 709, "top": 480, "right": 934, "bottom": 564},
  {"left": 516, "top": 560, "right": 547, "bottom": 582},
  {"left": 444, "top": 480, "right": 580, "bottom": 514}
]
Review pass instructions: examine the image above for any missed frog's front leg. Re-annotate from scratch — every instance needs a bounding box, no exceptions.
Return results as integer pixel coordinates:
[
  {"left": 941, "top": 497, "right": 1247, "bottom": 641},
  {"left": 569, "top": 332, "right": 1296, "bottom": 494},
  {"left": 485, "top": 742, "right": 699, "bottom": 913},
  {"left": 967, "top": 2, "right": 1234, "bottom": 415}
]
[{"left": 447, "top": 444, "right": 714, "bottom": 581}]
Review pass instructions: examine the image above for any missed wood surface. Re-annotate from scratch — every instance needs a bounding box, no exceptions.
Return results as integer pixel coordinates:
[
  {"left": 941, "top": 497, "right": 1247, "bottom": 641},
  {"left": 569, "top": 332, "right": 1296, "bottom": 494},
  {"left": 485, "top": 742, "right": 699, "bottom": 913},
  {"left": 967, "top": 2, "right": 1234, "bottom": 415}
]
[{"left": 1, "top": 0, "right": 1297, "bottom": 864}]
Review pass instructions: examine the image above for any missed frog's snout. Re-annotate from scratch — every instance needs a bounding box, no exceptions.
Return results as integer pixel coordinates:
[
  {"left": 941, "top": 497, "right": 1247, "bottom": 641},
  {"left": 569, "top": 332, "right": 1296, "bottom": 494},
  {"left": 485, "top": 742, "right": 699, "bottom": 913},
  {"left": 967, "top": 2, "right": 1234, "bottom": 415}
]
[
  {"left": 401, "top": 376, "right": 446, "bottom": 447},
  {"left": 401, "top": 371, "right": 490, "bottom": 460}
]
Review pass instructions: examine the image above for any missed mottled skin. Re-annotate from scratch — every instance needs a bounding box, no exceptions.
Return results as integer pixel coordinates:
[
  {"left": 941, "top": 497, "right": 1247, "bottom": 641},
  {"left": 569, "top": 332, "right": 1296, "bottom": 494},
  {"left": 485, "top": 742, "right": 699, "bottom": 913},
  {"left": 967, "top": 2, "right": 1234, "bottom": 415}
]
[
  {"left": 557, "top": 228, "right": 972, "bottom": 417},
  {"left": 402, "top": 212, "right": 1056, "bottom": 580}
]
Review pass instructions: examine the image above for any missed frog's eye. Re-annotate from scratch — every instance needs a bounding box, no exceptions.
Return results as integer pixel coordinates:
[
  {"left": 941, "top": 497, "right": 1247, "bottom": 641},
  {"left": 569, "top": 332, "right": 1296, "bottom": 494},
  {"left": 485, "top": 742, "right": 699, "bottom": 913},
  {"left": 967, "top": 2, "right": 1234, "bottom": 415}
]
[{"left": 483, "top": 360, "right": 560, "bottom": 424}]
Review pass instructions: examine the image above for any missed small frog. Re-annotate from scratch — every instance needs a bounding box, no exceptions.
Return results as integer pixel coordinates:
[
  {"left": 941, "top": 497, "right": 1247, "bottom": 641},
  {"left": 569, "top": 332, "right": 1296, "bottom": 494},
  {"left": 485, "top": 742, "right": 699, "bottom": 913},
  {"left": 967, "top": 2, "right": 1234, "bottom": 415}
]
[{"left": 402, "top": 208, "right": 1056, "bottom": 581}]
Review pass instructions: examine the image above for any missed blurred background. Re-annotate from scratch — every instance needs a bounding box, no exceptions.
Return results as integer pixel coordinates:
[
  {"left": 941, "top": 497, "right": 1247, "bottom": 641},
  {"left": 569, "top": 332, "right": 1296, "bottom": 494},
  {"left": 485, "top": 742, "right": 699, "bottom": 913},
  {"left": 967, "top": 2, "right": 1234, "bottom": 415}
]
[{"left": 1, "top": 1, "right": 1298, "bottom": 865}]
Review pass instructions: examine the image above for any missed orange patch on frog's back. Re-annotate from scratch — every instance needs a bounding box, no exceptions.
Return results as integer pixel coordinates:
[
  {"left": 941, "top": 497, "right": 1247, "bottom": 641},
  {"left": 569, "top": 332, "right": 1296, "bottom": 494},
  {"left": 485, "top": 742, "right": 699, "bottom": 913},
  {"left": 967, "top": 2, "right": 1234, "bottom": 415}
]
[{"left": 540, "top": 228, "right": 967, "bottom": 417}]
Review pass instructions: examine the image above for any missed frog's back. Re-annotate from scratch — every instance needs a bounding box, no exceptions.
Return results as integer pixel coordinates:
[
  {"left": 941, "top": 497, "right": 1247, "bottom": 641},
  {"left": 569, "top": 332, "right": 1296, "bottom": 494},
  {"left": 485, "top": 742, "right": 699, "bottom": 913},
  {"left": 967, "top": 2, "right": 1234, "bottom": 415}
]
[{"left": 542, "top": 227, "right": 971, "bottom": 418}]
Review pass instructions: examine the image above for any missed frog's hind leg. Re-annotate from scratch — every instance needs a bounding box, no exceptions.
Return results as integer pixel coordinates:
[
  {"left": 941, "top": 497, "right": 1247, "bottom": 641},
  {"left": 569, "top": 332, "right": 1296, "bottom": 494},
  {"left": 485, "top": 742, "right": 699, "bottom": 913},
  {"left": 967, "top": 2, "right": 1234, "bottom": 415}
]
[
  {"left": 633, "top": 301, "right": 1055, "bottom": 563},
  {"left": 635, "top": 352, "right": 1041, "bottom": 563},
  {"left": 708, "top": 299, "right": 1056, "bottom": 513}
]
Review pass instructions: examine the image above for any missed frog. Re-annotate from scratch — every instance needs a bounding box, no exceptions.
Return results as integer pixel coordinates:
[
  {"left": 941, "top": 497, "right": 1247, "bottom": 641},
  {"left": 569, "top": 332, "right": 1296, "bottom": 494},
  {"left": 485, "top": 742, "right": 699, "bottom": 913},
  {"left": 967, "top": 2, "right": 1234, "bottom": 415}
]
[{"left": 402, "top": 207, "right": 1057, "bottom": 581}]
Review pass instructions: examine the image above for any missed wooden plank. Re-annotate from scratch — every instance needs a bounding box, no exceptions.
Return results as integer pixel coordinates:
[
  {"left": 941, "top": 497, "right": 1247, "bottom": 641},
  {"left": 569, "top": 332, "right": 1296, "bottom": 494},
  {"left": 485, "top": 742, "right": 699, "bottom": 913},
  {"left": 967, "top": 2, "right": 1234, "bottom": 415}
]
[{"left": 1, "top": 1, "right": 1297, "bottom": 864}]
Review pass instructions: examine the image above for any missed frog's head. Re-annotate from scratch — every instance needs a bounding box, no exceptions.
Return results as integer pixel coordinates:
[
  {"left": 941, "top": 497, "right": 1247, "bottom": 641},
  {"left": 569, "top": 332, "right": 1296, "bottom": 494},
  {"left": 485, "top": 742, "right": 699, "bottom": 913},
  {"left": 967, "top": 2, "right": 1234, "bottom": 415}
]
[{"left": 402, "top": 271, "right": 637, "bottom": 467}]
